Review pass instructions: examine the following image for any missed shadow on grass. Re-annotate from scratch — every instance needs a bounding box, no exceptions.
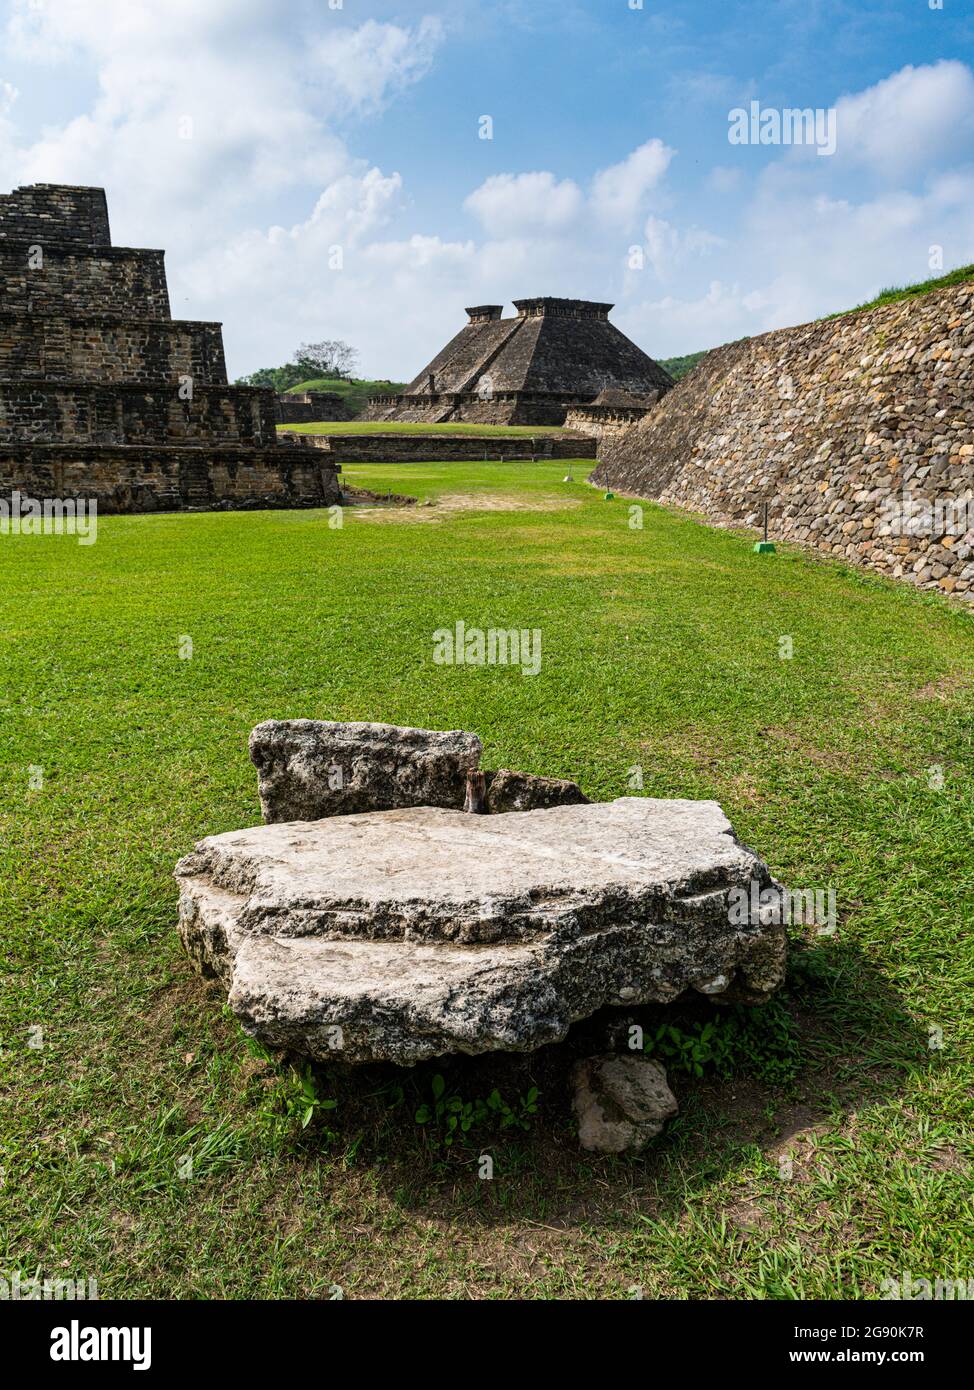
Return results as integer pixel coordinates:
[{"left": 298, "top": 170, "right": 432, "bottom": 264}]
[{"left": 273, "top": 935, "right": 933, "bottom": 1233}]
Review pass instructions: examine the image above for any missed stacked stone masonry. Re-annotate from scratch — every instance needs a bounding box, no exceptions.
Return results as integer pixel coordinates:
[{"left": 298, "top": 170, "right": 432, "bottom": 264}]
[
  {"left": 0, "top": 183, "right": 340, "bottom": 512},
  {"left": 289, "top": 431, "right": 596, "bottom": 463},
  {"left": 276, "top": 391, "right": 353, "bottom": 424},
  {"left": 1, "top": 316, "right": 228, "bottom": 384},
  {"left": 592, "top": 281, "right": 974, "bottom": 602}
]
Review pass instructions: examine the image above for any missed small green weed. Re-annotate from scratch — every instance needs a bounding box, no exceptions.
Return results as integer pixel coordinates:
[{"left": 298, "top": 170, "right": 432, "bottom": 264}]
[
  {"left": 644, "top": 1000, "right": 802, "bottom": 1086},
  {"left": 415, "top": 1074, "right": 540, "bottom": 1147}
]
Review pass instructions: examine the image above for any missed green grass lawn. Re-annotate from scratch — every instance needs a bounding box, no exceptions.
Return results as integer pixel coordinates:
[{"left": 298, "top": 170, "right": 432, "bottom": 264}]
[
  {"left": 2, "top": 459, "right": 972, "bottom": 1300},
  {"left": 278, "top": 420, "right": 570, "bottom": 436}
]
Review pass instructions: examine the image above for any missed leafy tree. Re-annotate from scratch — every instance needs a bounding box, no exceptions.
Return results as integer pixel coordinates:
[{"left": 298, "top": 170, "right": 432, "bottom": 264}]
[
  {"left": 294, "top": 340, "right": 359, "bottom": 380},
  {"left": 234, "top": 363, "right": 307, "bottom": 392}
]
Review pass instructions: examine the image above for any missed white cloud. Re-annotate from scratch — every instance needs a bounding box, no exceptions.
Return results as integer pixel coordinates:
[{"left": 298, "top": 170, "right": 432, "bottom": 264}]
[
  {"left": 306, "top": 18, "right": 444, "bottom": 116},
  {"left": 622, "top": 166, "right": 974, "bottom": 359},
  {"left": 618, "top": 279, "right": 770, "bottom": 357},
  {"left": 589, "top": 138, "right": 674, "bottom": 227},
  {"left": 834, "top": 60, "right": 974, "bottom": 178},
  {"left": 462, "top": 138, "right": 679, "bottom": 250},
  {"left": 610, "top": 63, "right": 974, "bottom": 356},
  {"left": 0, "top": 0, "right": 444, "bottom": 252},
  {"left": 464, "top": 171, "right": 583, "bottom": 236},
  {"left": 0, "top": 13, "right": 971, "bottom": 383},
  {"left": 642, "top": 214, "right": 724, "bottom": 280}
]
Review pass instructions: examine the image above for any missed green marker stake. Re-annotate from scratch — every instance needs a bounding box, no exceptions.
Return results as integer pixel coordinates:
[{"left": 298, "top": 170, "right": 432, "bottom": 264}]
[{"left": 753, "top": 500, "right": 776, "bottom": 553}]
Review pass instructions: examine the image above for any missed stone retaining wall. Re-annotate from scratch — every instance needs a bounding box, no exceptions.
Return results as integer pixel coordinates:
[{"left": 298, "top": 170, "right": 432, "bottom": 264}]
[
  {"left": 288, "top": 431, "right": 597, "bottom": 462},
  {"left": 563, "top": 404, "right": 651, "bottom": 446},
  {"left": 0, "top": 382, "right": 278, "bottom": 447},
  {"left": 0, "top": 444, "right": 342, "bottom": 513},
  {"left": 0, "top": 314, "right": 227, "bottom": 385},
  {"left": 592, "top": 281, "right": 974, "bottom": 601},
  {"left": 276, "top": 392, "right": 352, "bottom": 424},
  {"left": 0, "top": 241, "right": 170, "bottom": 318}
]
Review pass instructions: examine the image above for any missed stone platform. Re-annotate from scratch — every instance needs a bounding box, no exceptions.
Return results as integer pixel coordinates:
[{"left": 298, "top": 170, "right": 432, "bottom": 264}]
[
  {"left": 176, "top": 797, "right": 787, "bottom": 1066},
  {"left": 0, "top": 182, "right": 341, "bottom": 512}
]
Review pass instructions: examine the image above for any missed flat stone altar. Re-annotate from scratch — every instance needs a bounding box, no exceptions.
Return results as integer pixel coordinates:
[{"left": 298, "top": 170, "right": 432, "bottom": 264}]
[{"left": 176, "top": 797, "right": 787, "bottom": 1066}]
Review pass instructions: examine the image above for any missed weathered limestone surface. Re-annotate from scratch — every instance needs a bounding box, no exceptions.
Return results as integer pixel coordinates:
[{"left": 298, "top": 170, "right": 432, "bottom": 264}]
[
  {"left": 573, "top": 1055, "right": 678, "bottom": 1152},
  {"left": 592, "top": 281, "right": 974, "bottom": 601},
  {"left": 249, "top": 720, "right": 483, "bottom": 823},
  {"left": 483, "top": 767, "right": 588, "bottom": 813},
  {"left": 175, "top": 798, "right": 788, "bottom": 1066}
]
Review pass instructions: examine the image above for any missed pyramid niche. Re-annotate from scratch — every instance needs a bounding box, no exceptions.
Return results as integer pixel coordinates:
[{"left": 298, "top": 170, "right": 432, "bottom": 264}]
[
  {"left": 0, "top": 183, "right": 340, "bottom": 512},
  {"left": 364, "top": 297, "right": 674, "bottom": 426}
]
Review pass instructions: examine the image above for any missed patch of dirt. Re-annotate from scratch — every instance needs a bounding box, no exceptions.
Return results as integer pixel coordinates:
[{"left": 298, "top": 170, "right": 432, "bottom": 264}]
[
  {"left": 723, "top": 1199, "right": 772, "bottom": 1235},
  {"left": 913, "top": 674, "right": 973, "bottom": 702},
  {"left": 343, "top": 485, "right": 417, "bottom": 507},
  {"left": 765, "top": 1103, "right": 830, "bottom": 1181},
  {"left": 143, "top": 972, "right": 223, "bottom": 1036},
  {"left": 757, "top": 725, "right": 859, "bottom": 774},
  {"left": 350, "top": 492, "right": 583, "bottom": 523},
  {"left": 926, "top": 1144, "right": 970, "bottom": 1176}
]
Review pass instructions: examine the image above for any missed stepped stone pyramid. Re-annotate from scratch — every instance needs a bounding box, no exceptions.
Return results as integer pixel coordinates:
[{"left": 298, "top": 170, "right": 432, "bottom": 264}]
[
  {"left": 0, "top": 183, "right": 340, "bottom": 512},
  {"left": 365, "top": 297, "right": 674, "bottom": 426}
]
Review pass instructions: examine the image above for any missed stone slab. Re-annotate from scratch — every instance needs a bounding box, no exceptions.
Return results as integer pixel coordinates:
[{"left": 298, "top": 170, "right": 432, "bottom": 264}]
[{"left": 176, "top": 798, "right": 787, "bottom": 1066}]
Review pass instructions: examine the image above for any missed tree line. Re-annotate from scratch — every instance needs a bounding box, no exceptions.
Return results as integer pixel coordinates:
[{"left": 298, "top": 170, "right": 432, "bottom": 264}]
[{"left": 236, "top": 340, "right": 359, "bottom": 392}]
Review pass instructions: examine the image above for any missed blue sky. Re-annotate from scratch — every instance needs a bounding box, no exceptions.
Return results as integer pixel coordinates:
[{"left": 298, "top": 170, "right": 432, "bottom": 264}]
[{"left": 1, "top": 0, "right": 972, "bottom": 378}]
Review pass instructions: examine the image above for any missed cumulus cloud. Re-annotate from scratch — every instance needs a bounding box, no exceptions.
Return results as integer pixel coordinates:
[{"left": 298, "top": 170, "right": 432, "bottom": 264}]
[
  {"left": 589, "top": 138, "right": 674, "bottom": 227},
  {"left": 613, "top": 62, "right": 974, "bottom": 355},
  {"left": 833, "top": 60, "right": 974, "bottom": 179},
  {"left": 0, "top": 0, "right": 444, "bottom": 249},
  {"left": 642, "top": 214, "right": 724, "bottom": 280},
  {"left": 624, "top": 165, "right": 974, "bottom": 359},
  {"left": 463, "top": 139, "right": 677, "bottom": 244},
  {"left": 617, "top": 279, "right": 771, "bottom": 358},
  {"left": 463, "top": 171, "right": 584, "bottom": 235},
  {"left": 306, "top": 17, "right": 444, "bottom": 116}
]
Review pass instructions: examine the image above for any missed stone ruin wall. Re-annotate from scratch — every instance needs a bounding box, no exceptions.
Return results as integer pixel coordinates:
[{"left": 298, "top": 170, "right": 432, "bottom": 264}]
[
  {"left": 563, "top": 404, "right": 651, "bottom": 447},
  {"left": 1, "top": 443, "right": 340, "bottom": 514},
  {"left": 1, "top": 316, "right": 228, "bottom": 384},
  {"left": 362, "top": 390, "right": 576, "bottom": 427},
  {"left": 0, "top": 183, "right": 341, "bottom": 513},
  {"left": 0, "top": 382, "right": 278, "bottom": 447},
  {"left": 291, "top": 432, "right": 596, "bottom": 463},
  {"left": 0, "top": 183, "right": 113, "bottom": 245},
  {"left": 0, "top": 240, "right": 171, "bottom": 318},
  {"left": 276, "top": 391, "right": 352, "bottom": 424},
  {"left": 592, "top": 281, "right": 974, "bottom": 602}
]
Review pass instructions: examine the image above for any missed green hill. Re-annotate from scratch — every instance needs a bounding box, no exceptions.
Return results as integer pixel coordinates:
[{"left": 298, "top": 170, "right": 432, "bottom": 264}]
[
  {"left": 659, "top": 351, "right": 708, "bottom": 381},
  {"left": 286, "top": 376, "right": 405, "bottom": 417},
  {"left": 233, "top": 367, "right": 406, "bottom": 417}
]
